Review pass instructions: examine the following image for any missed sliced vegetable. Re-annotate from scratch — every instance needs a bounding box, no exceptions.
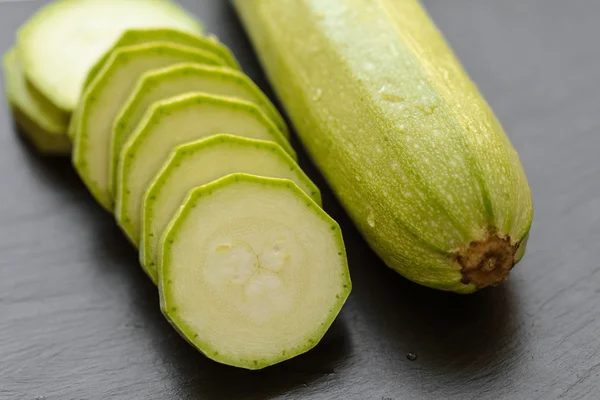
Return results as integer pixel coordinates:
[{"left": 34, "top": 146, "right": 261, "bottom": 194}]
[
  {"left": 109, "top": 63, "right": 288, "bottom": 198},
  {"left": 159, "top": 173, "right": 351, "bottom": 369},
  {"left": 116, "top": 93, "right": 294, "bottom": 244},
  {"left": 17, "top": 0, "right": 203, "bottom": 113},
  {"left": 72, "top": 42, "right": 224, "bottom": 211},
  {"left": 141, "top": 134, "right": 321, "bottom": 282},
  {"left": 3, "top": 48, "right": 70, "bottom": 154},
  {"left": 83, "top": 28, "right": 239, "bottom": 89},
  {"left": 234, "top": 0, "right": 534, "bottom": 293}
]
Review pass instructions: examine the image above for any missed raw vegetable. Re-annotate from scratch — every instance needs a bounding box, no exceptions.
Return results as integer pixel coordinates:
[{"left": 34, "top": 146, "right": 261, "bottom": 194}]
[
  {"left": 234, "top": 0, "right": 534, "bottom": 293},
  {"left": 141, "top": 134, "right": 321, "bottom": 283},
  {"left": 17, "top": 0, "right": 203, "bottom": 113},
  {"left": 3, "top": 48, "right": 70, "bottom": 154},
  {"left": 72, "top": 42, "right": 225, "bottom": 211},
  {"left": 115, "top": 93, "right": 295, "bottom": 244},
  {"left": 83, "top": 28, "right": 239, "bottom": 89},
  {"left": 6, "top": 0, "right": 350, "bottom": 370},
  {"left": 109, "top": 63, "right": 288, "bottom": 198},
  {"left": 159, "top": 173, "right": 350, "bottom": 370}
]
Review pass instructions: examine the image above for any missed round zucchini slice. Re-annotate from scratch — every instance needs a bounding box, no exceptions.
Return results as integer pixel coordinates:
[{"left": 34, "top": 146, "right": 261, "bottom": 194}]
[{"left": 159, "top": 174, "right": 351, "bottom": 369}]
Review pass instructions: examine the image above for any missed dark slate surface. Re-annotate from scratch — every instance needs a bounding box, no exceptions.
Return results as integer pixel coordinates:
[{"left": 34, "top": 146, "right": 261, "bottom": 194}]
[{"left": 1, "top": 1, "right": 599, "bottom": 399}]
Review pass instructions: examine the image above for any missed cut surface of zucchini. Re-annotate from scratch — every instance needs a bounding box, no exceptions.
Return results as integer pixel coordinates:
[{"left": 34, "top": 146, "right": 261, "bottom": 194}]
[
  {"left": 17, "top": 0, "right": 203, "bottom": 112},
  {"left": 109, "top": 63, "right": 288, "bottom": 198},
  {"left": 141, "top": 134, "right": 320, "bottom": 282},
  {"left": 3, "top": 48, "right": 70, "bottom": 154},
  {"left": 84, "top": 28, "right": 239, "bottom": 89},
  {"left": 159, "top": 174, "right": 351, "bottom": 370},
  {"left": 116, "top": 93, "right": 294, "bottom": 244},
  {"left": 72, "top": 43, "right": 224, "bottom": 211}
]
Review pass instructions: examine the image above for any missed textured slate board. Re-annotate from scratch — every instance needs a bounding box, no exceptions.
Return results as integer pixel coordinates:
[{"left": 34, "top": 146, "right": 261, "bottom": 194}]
[{"left": 1, "top": 0, "right": 599, "bottom": 399}]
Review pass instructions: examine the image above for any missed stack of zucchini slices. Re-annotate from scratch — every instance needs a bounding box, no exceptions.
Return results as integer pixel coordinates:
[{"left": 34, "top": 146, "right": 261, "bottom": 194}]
[{"left": 2, "top": 0, "right": 350, "bottom": 370}]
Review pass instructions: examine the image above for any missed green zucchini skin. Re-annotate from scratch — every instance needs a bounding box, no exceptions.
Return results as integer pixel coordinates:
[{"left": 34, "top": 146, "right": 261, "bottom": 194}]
[{"left": 234, "top": 0, "right": 533, "bottom": 293}]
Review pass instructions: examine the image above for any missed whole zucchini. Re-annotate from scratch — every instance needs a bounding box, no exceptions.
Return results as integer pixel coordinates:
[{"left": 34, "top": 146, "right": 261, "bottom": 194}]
[{"left": 234, "top": 0, "right": 533, "bottom": 294}]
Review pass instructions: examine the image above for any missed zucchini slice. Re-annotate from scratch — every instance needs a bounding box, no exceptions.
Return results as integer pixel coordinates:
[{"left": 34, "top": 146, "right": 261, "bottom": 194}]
[
  {"left": 109, "top": 63, "right": 288, "bottom": 198},
  {"left": 115, "top": 93, "right": 294, "bottom": 244},
  {"left": 17, "top": 0, "right": 203, "bottom": 113},
  {"left": 3, "top": 48, "right": 70, "bottom": 154},
  {"left": 159, "top": 174, "right": 351, "bottom": 370},
  {"left": 83, "top": 28, "right": 239, "bottom": 89},
  {"left": 141, "top": 134, "right": 320, "bottom": 283},
  {"left": 72, "top": 43, "right": 224, "bottom": 211}
]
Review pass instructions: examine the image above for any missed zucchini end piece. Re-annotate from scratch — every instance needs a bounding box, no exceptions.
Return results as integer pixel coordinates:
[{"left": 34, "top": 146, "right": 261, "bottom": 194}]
[{"left": 456, "top": 233, "right": 518, "bottom": 290}]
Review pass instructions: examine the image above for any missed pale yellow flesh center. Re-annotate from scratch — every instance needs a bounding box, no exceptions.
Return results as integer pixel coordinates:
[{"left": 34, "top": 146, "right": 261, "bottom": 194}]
[
  {"left": 204, "top": 237, "right": 293, "bottom": 324},
  {"left": 164, "top": 181, "right": 344, "bottom": 362}
]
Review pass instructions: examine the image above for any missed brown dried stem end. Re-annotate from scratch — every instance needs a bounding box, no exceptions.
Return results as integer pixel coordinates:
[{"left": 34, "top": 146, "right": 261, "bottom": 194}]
[{"left": 457, "top": 234, "right": 516, "bottom": 289}]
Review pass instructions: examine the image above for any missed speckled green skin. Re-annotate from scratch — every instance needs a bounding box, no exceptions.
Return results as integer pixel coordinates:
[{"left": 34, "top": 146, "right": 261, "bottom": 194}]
[
  {"left": 159, "top": 173, "right": 351, "bottom": 370},
  {"left": 3, "top": 48, "right": 70, "bottom": 154},
  {"left": 108, "top": 63, "right": 288, "bottom": 198},
  {"left": 83, "top": 28, "right": 238, "bottom": 89},
  {"left": 140, "top": 134, "right": 321, "bottom": 283},
  {"left": 235, "top": 0, "right": 534, "bottom": 293},
  {"left": 115, "top": 93, "right": 295, "bottom": 245},
  {"left": 72, "top": 43, "right": 224, "bottom": 211},
  {"left": 17, "top": 0, "right": 203, "bottom": 113}
]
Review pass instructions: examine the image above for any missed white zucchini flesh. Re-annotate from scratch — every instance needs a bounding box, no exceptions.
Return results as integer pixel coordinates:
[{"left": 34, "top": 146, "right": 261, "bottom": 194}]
[
  {"left": 108, "top": 63, "right": 288, "bottom": 198},
  {"left": 3, "top": 48, "right": 70, "bottom": 154},
  {"left": 159, "top": 174, "right": 351, "bottom": 370},
  {"left": 115, "top": 93, "right": 295, "bottom": 245},
  {"left": 83, "top": 28, "right": 240, "bottom": 89},
  {"left": 72, "top": 43, "right": 225, "bottom": 211},
  {"left": 17, "top": 0, "right": 203, "bottom": 113},
  {"left": 140, "top": 134, "right": 321, "bottom": 283}
]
